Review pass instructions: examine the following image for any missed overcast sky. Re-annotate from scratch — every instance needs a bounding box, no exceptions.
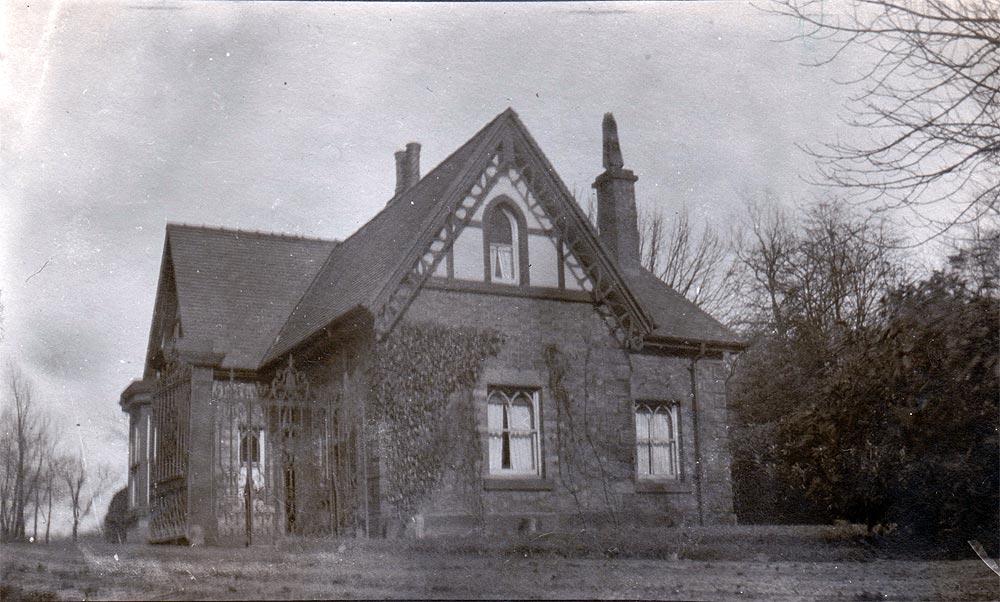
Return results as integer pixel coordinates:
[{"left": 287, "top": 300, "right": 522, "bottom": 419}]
[{"left": 2, "top": 0, "right": 905, "bottom": 533}]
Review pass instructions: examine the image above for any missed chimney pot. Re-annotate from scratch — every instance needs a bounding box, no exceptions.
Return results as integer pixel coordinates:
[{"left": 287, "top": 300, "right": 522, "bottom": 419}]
[
  {"left": 392, "top": 142, "right": 422, "bottom": 200},
  {"left": 405, "top": 142, "right": 421, "bottom": 188},
  {"left": 602, "top": 113, "right": 624, "bottom": 170},
  {"left": 593, "top": 113, "right": 640, "bottom": 270},
  {"left": 394, "top": 150, "right": 408, "bottom": 196}
]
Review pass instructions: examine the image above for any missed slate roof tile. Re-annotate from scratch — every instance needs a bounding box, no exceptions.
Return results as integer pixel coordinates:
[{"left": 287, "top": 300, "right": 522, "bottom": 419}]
[
  {"left": 165, "top": 224, "right": 337, "bottom": 369},
  {"left": 622, "top": 267, "right": 741, "bottom": 347}
]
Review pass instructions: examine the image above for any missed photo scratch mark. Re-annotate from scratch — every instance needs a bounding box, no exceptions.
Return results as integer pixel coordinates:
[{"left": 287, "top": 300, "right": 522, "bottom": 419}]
[
  {"left": 969, "top": 540, "right": 1000, "bottom": 577},
  {"left": 568, "top": 9, "right": 633, "bottom": 16},
  {"left": 25, "top": 259, "right": 50, "bottom": 283},
  {"left": 124, "top": 5, "right": 185, "bottom": 10}
]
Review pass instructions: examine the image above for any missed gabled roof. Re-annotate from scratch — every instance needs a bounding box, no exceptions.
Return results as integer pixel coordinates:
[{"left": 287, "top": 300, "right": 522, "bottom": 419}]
[
  {"left": 149, "top": 108, "right": 742, "bottom": 373},
  {"left": 159, "top": 224, "right": 337, "bottom": 369},
  {"left": 264, "top": 110, "right": 514, "bottom": 362},
  {"left": 264, "top": 108, "right": 666, "bottom": 362}
]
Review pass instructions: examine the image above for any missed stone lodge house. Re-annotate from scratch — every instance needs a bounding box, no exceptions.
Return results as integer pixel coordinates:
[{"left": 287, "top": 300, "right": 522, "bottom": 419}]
[{"left": 119, "top": 109, "right": 743, "bottom": 545}]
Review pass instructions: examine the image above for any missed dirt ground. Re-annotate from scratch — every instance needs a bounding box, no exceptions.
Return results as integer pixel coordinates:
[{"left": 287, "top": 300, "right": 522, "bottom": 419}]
[{"left": 2, "top": 530, "right": 998, "bottom": 601}]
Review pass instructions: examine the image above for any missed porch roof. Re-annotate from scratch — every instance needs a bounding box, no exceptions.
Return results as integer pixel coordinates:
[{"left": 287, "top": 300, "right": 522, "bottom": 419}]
[{"left": 165, "top": 224, "right": 337, "bottom": 369}]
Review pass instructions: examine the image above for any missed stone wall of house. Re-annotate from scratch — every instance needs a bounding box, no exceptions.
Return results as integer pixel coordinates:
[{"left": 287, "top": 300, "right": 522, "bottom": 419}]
[
  {"left": 400, "top": 285, "right": 735, "bottom": 534},
  {"left": 294, "top": 328, "right": 382, "bottom": 537}
]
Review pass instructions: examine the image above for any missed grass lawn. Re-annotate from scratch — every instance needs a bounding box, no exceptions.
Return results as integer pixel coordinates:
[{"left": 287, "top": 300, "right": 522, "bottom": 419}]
[{"left": 2, "top": 526, "right": 997, "bottom": 600}]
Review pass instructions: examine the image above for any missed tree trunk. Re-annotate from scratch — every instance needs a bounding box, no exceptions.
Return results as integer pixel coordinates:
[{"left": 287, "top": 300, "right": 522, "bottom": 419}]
[
  {"left": 14, "top": 417, "right": 27, "bottom": 541},
  {"left": 13, "top": 466, "right": 24, "bottom": 540},
  {"left": 1, "top": 496, "right": 9, "bottom": 541},
  {"left": 32, "top": 485, "right": 40, "bottom": 541},
  {"left": 44, "top": 485, "right": 52, "bottom": 544}
]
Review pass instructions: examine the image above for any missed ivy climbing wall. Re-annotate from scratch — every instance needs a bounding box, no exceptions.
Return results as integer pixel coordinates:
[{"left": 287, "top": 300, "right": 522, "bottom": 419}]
[
  {"left": 398, "top": 285, "right": 737, "bottom": 533},
  {"left": 282, "top": 285, "right": 736, "bottom": 537}
]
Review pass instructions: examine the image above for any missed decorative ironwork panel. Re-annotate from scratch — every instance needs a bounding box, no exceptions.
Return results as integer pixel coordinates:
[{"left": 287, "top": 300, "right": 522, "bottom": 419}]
[
  {"left": 149, "top": 357, "right": 191, "bottom": 543},
  {"left": 150, "top": 476, "right": 186, "bottom": 543},
  {"left": 263, "top": 357, "right": 360, "bottom": 537},
  {"left": 375, "top": 150, "right": 506, "bottom": 338},
  {"left": 213, "top": 375, "right": 277, "bottom": 543}
]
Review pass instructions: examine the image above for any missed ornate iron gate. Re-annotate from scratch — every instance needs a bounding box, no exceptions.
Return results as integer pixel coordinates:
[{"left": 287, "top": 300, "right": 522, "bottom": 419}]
[
  {"left": 210, "top": 359, "right": 365, "bottom": 540},
  {"left": 213, "top": 374, "right": 277, "bottom": 544},
  {"left": 149, "top": 359, "right": 191, "bottom": 543},
  {"left": 265, "top": 358, "right": 363, "bottom": 537}
]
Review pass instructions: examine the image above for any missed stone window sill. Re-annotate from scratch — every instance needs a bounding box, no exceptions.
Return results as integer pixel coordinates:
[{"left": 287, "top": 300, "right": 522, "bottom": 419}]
[
  {"left": 483, "top": 477, "right": 553, "bottom": 491},
  {"left": 634, "top": 479, "right": 692, "bottom": 494}
]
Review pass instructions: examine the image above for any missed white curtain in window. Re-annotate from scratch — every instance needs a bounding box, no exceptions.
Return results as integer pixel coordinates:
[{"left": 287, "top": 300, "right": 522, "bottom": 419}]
[
  {"left": 487, "top": 400, "right": 504, "bottom": 472},
  {"left": 259, "top": 429, "right": 266, "bottom": 479},
  {"left": 650, "top": 409, "right": 673, "bottom": 477},
  {"left": 508, "top": 399, "right": 534, "bottom": 472},
  {"left": 635, "top": 407, "right": 651, "bottom": 476},
  {"left": 239, "top": 465, "right": 266, "bottom": 492},
  {"left": 493, "top": 245, "right": 515, "bottom": 282}
]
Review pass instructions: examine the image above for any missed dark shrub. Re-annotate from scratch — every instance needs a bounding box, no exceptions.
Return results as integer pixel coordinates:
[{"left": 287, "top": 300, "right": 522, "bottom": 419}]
[{"left": 103, "top": 487, "right": 136, "bottom": 544}]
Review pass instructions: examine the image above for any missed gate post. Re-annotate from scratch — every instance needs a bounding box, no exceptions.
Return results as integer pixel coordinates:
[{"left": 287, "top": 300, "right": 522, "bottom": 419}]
[{"left": 177, "top": 339, "right": 225, "bottom": 545}]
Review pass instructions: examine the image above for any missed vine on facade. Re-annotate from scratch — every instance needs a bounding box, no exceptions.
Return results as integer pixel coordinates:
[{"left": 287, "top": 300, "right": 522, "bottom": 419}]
[
  {"left": 366, "top": 320, "right": 504, "bottom": 515},
  {"left": 544, "top": 343, "right": 623, "bottom": 527}
]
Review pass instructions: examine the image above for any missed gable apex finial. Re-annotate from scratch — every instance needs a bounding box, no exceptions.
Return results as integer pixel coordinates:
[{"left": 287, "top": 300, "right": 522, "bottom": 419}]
[{"left": 602, "top": 113, "right": 624, "bottom": 170}]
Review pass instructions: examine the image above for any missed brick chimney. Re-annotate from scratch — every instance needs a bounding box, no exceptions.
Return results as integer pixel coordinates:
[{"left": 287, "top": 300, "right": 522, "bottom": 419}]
[
  {"left": 593, "top": 113, "right": 640, "bottom": 271},
  {"left": 393, "top": 142, "right": 421, "bottom": 197}
]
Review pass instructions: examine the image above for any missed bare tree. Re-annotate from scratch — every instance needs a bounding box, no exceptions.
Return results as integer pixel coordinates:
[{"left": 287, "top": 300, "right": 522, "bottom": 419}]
[
  {"left": 946, "top": 221, "right": 1000, "bottom": 294},
  {"left": 792, "top": 203, "right": 906, "bottom": 332},
  {"left": 639, "top": 206, "right": 743, "bottom": 321},
  {"left": 769, "top": 0, "right": 1000, "bottom": 238},
  {"left": 0, "top": 364, "right": 51, "bottom": 542},
  {"left": 29, "top": 427, "right": 60, "bottom": 543},
  {"left": 735, "top": 198, "right": 797, "bottom": 334},
  {"left": 41, "top": 454, "right": 65, "bottom": 544},
  {"left": 60, "top": 454, "right": 111, "bottom": 542},
  {"left": 735, "top": 196, "right": 908, "bottom": 337}
]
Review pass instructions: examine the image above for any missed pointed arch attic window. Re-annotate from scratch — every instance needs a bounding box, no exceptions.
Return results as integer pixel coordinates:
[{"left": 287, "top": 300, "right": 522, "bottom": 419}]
[{"left": 486, "top": 206, "right": 519, "bottom": 285}]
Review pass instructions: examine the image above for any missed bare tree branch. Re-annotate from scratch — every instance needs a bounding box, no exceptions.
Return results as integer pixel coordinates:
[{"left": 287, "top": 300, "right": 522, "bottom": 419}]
[
  {"left": 734, "top": 194, "right": 909, "bottom": 338},
  {"left": 767, "top": 0, "right": 1000, "bottom": 240},
  {"left": 60, "top": 453, "right": 112, "bottom": 542},
  {"left": 639, "top": 206, "right": 744, "bottom": 322}
]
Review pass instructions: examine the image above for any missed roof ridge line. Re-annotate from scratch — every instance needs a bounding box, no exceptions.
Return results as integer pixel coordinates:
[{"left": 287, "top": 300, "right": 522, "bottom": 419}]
[
  {"left": 366, "top": 113, "right": 511, "bottom": 331},
  {"left": 166, "top": 222, "right": 337, "bottom": 243},
  {"left": 315, "top": 108, "right": 514, "bottom": 252},
  {"left": 504, "top": 110, "right": 656, "bottom": 335},
  {"left": 260, "top": 108, "right": 516, "bottom": 365}
]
